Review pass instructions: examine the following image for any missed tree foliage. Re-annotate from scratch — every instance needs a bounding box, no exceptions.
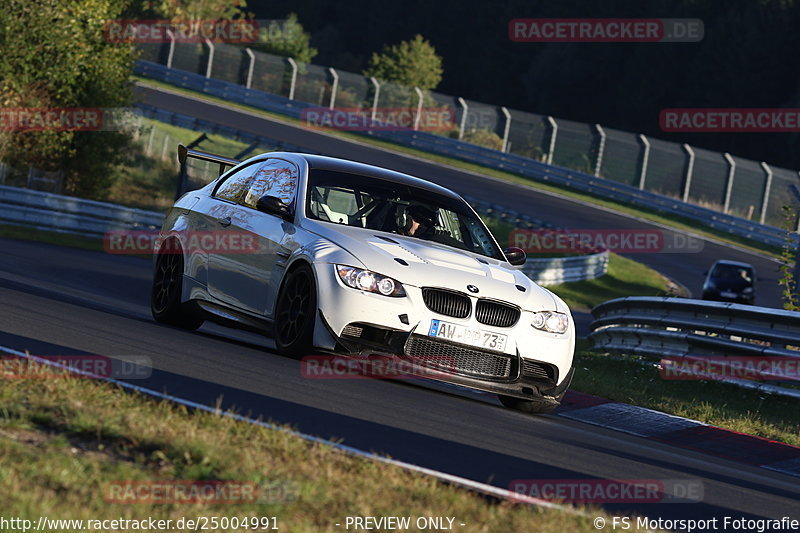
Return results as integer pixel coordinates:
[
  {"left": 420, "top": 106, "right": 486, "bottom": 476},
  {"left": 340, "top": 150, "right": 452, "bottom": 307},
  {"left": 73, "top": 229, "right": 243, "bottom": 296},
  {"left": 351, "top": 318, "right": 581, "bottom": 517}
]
[
  {"left": 364, "top": 35, "right": 443, "bottom": 90},
  {"left": 0, "top": 0, "right": 137, "bottom": 199},
  {"left": 252, "top": 13, "right": 318, "bottom": 64}
]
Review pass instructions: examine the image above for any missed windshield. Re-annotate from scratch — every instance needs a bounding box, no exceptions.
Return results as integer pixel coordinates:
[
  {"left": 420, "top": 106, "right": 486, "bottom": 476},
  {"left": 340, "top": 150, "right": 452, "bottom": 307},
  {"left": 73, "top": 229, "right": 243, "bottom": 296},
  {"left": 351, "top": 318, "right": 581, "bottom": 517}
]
[
  {"left": 711, "top": 264, "right": 754, "bottom": 285},
  {"left": 306, "top": 169, "right": 504, "bottom": 260}
]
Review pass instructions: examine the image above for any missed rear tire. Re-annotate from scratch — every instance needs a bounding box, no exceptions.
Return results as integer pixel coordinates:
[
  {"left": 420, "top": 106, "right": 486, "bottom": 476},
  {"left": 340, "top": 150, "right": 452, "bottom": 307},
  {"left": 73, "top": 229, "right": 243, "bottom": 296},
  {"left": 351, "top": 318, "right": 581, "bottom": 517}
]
[
  {"left": 151, "top": 249, "right": 204, "bottom": 330},
  {"left": 274, "top": 264, "right": 317, "bottom": 357}
]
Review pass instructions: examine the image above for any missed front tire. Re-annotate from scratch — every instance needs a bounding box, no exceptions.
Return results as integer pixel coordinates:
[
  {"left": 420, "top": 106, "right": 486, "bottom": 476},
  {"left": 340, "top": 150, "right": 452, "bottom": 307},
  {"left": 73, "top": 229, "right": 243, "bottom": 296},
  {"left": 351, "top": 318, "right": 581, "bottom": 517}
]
[
  {"left": 274, "top": 264, "right": 317, "bottom": 357},
  {"left": 151, "top": 249, "right": 204, "bottom": 330}
]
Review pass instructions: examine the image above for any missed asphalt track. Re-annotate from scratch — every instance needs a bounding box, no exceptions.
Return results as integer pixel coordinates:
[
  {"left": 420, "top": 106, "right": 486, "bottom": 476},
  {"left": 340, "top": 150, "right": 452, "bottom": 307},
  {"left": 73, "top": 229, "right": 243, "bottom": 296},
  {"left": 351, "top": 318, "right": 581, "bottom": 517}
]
[
  {"left": 1, "top": 86, "right": 797, "bottom": 527},
  {"left": 136, "top": 83, "right": 784, "bottom": 308},
  {"left": 0, "top": 243, "right": 797, "bottom": 525}
]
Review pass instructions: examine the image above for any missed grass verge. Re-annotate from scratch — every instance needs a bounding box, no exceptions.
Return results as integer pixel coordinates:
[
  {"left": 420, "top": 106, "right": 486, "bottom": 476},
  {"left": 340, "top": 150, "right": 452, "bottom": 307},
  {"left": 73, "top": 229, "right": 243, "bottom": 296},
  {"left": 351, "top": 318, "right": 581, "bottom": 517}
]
[
  {"left": 133, "top": 76, "right": 782, "bottom": 259},
  {"left": 549, "top": 253, "right": 681, "bottom": 312},
  {"left": 0, "top": 363, "right": 616, "bottom": 531},
  {"left": 572, "top": 342, "right": 800, "bottom": 446}
]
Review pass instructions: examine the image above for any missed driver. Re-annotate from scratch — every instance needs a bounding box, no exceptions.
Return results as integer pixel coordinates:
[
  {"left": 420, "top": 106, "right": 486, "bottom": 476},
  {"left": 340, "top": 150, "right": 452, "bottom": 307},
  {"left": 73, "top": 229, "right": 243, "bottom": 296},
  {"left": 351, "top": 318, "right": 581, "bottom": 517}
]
[{"left": 400, "top": 204, "right": 438, "bottom": 237}]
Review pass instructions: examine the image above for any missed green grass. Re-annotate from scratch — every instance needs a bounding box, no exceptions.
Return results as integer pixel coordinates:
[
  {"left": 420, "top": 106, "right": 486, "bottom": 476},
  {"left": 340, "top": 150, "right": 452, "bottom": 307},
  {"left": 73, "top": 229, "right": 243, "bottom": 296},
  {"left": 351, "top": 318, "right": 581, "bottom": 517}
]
[
  {"left": 572, "top": 343, "right": 800, "bottom": 446},
  {"left": 549, "top": 253, "right": 681, "bottom": 312},
  {"left": 134, "top": 76, "right": 782, "bottom": 259},
  {"left": 0, "top": 365, "right": 621, "bottom": 531}
]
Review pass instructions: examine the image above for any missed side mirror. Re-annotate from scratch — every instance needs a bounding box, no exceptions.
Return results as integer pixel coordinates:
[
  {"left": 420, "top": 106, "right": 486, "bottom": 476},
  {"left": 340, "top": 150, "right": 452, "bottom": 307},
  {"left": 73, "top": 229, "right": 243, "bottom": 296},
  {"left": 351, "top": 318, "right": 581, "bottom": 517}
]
[
  {"left": 504, "top": 246, "right": 526, "bottom": 266},
  {"left": 256, "top": 195, "right": 292, "bottom": 220}
]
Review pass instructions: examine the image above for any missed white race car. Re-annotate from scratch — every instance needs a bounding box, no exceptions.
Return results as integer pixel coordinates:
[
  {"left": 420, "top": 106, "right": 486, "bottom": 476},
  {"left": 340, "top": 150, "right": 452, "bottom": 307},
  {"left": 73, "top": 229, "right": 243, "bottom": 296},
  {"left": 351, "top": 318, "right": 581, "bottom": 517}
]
[{"left": 151, "top": 146, "right": 575, "bottom": 413}]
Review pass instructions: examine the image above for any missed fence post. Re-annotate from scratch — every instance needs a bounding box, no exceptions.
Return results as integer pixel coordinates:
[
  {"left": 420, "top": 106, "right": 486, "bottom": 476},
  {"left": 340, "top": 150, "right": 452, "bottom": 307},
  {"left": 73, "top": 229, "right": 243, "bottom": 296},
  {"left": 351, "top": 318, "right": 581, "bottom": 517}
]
[
  {"left": 166, "top": 29, "right": 176, "bottom": 69},
  {"left": 500, "top": 107, "right": 511, "bottom": 153},
  {"left": 328, "top": 68, "right": 339, "bottom": 109},
  {"left": 245, "top": 48, "right": 255, "bottom": 89},
  {"left": 457, "top": 97, "right": 468, "bottom": 140},
  {"left": 412, "top": 87, "right": 424, "bottom": 130},
  {"left": 546, "top": 116, "right": 558, "bottom": 165},
  {"left": 204, "top": 39, "right": 215, "bottom": 78},
  {"left": 594, "top": 124, "right": 606, "bottom": 177},
  {"left": 369, "top": 77, "right": 380, "bottom": 121},
  {"left": 638, "top": 134, "right": 650, "bottom": 190},
  {"left": 759, "top": 162, "right": 773, "bottom": 225},
  {"left": 723, "top": 153, "right": 736, "bottom": 214},
  {"left": 286, "top": 58, "right": 298, "bottom": 100},
  {"left": 682, "top": 143, "right": 695, "bottom": 203}
]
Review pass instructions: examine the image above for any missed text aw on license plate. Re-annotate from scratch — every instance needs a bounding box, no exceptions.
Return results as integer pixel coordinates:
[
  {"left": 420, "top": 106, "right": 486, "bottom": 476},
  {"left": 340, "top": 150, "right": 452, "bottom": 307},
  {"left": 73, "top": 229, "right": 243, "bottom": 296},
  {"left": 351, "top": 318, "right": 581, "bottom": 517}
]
[{"left": 428, "top": 320, "right": 507, "bottom": 351}]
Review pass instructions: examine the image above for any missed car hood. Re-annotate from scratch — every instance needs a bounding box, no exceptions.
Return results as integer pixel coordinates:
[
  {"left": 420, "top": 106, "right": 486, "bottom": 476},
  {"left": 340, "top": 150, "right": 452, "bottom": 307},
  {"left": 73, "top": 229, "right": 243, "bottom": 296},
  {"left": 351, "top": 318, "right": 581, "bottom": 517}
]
[{"left": 304, "top": 222, "right": 559, "bottom": 311}]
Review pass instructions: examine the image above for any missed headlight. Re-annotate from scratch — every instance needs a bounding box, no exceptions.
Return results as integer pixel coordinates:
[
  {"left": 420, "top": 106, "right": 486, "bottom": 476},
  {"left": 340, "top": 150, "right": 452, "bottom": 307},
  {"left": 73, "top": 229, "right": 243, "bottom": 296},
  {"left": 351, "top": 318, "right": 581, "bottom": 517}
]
[
  {"left": 336, "top": 265, "right": 405, "bottom": 297},
  {"left": 531, "top": 311, "right": 569, "bottom": 334}
]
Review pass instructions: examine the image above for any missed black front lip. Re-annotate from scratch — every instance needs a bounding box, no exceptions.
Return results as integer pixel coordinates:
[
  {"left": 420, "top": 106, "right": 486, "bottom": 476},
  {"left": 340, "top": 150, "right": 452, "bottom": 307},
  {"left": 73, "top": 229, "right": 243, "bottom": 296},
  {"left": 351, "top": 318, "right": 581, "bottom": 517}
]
[{"left": 328, "top": 320, "right": 569, "bottom": 402}]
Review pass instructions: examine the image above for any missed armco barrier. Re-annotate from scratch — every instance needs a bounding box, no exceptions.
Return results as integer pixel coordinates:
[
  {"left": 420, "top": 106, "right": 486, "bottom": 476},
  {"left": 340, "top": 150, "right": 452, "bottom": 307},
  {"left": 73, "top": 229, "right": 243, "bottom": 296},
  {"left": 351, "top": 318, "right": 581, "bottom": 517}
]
[
  {"left": 523, "top": 252, "right": 608, "bottom": 285},
  {"left": 135, "top": 60, "right": 799, "bottom": 250},
  {"left": 589, "top": 296, "right": 800, "bottom": 398},
  {"left": 0, "top": 185, "right": 163, "bottom": 237},
  {"left": 0, "top": 182, "right": 606, "bottom": 284}
]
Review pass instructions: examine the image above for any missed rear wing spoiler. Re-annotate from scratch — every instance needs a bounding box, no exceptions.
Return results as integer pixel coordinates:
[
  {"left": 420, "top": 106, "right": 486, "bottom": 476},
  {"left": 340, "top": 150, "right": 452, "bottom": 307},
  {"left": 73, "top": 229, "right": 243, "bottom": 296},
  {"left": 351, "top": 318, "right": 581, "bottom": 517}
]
[{"left": 177, "top": 144, "right": 242, "bottom": 176}]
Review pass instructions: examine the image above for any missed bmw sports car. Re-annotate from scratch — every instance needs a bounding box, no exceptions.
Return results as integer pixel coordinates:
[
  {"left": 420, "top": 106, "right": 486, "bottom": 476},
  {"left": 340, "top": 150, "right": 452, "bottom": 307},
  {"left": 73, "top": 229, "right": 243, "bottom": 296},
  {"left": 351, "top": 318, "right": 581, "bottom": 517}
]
[{"left": 151, "top": 147, "right": 575, "bottom": 413}]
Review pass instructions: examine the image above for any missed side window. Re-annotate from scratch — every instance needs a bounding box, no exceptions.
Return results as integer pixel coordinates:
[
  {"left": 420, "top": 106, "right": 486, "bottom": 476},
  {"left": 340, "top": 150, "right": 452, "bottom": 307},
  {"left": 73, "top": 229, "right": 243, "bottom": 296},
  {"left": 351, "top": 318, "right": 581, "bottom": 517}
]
[
  {"left": 243, "top": 159, "right": 299, "bottom": 209},
  {"left": 214, "top": 163, "right": 260, "bottom": 203}
]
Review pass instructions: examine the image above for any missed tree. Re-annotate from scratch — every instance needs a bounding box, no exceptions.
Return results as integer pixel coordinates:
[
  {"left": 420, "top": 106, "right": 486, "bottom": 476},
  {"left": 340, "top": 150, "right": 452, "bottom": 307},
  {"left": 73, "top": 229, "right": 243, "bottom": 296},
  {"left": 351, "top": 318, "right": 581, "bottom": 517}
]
[
  {"left": 251, "top": 13, "right": 318, "bottom": 63},
  {"left": 144, "top": 0, "right": 248, "bottom": 21},
  {"left": 0, "top": 0, "right": 137, "bottom": 199},
  {"left": 364, "top": 34, "right": 443, "bottom": 90}
]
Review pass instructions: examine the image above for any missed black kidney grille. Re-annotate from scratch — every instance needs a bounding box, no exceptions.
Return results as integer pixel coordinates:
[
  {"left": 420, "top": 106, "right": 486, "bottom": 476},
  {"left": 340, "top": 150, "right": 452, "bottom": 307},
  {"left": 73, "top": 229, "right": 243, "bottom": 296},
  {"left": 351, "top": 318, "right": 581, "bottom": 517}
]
[
  {"left": 476, "top": 299, "right": 521, "bottom": 328},
  {"left": 422, "top": 288, "right": 471, "bottom": 319}
]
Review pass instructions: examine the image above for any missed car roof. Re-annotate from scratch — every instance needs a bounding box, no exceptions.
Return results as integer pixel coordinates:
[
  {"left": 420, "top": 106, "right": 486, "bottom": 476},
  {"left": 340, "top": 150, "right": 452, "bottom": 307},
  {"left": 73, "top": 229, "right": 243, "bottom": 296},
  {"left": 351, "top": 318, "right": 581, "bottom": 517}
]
[
  {"left": 272, "top": 152, "right": 464, "bottom": 201},
  {"left": 712, "top": 259, "right": 754, "bottom": 269}
]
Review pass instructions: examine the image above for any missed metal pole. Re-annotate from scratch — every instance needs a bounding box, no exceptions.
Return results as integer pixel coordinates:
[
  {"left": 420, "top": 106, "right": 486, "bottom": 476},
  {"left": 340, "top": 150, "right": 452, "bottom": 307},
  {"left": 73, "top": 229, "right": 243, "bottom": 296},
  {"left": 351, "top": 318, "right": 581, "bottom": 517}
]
[
  {"left": 722, "top": 153, "right": 736, "bottom": 214},
  {"left": 370, "top": 77, "right": 380, "bottom": 121},
  {"left": 413, "top": 87, "right": 424, "bottom": 130},
  {"left": 457, "top": 97, "right": 469, "bottom": 140},
  {"left": 500, "top": 107, "right": 512, "bottom": 153},
  {"left": 638, "top": 134, "right": 650, "bottom": 190},
  {"left": 204, "top": 39, "right": 214, "bottom": 78},
  {"left": 245, "top": 48, "right": 255, "bottom": 89},
  {"left": 594, "top": 124, "right": 606, "bottom": 177},
  {"left": 546, "top": 116, "right": 558, "bottom": 165},
  {"left": 166, "top": 30, "right": 176, "bottom": 69},
  {"left": 759, "top": 162, "right": 773, "bottom": 225},
  {"left": 328, "top": 67, "right": 339, "bottom": 109},
  {"left": 682, "top": 143, "right": 695, "bottom": 203},
  {"left": 286, "top": 58, "right": 298, "bottom": 100}
]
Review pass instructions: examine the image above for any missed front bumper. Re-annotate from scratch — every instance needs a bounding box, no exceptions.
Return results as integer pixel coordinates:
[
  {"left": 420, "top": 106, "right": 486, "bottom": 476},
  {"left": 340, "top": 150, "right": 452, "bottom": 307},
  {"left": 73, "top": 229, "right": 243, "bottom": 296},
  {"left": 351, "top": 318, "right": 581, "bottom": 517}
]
[
  {"left": 324, "top": 318, "right": 574, "bottom": 402},
  {"left": 314, "top": 264, "right": 576, "bottom": 402}
]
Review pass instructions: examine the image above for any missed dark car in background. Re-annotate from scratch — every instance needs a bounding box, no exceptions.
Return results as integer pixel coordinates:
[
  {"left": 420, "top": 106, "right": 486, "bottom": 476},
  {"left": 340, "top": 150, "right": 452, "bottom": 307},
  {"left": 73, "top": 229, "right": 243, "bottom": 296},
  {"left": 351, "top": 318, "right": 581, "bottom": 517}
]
[{"left": 701, "top": 260, "right": 756, "bottom": 305}]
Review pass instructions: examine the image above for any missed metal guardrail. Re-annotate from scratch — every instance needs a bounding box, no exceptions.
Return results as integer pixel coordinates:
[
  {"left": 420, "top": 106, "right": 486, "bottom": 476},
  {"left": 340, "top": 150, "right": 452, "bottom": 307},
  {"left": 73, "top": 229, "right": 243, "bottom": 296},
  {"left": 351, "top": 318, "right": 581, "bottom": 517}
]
[
  {"left": 0, "top": 185, "right": 163, "bottom": 237},
  {"left": 522, "top": 252, "right": 608, "bottom": 285},
  {"left": 589, "top": 296, "right": 800, "bottom": 398},
  {"left": 0, "top": 182, "right": 607, "bottom": 284},
  {"left": 135, "top": 60, "right": 799, "bottom": 250}
]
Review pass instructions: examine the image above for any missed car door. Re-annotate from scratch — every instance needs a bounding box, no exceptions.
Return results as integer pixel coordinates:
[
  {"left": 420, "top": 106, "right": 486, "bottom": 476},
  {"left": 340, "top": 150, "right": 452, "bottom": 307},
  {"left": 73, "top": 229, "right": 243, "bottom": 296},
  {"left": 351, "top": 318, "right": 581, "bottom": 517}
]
[{"left": 207, "top": 158, "right": 299, "bottom": 316}]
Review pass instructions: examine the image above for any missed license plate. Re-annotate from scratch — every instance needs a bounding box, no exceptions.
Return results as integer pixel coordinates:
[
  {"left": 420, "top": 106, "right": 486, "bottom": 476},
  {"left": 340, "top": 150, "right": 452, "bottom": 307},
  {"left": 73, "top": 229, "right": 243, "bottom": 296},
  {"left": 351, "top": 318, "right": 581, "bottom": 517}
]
[
  {"left": 428, "top": 320, "right": 507, "bottom": 351},
  {"left": 720, "top": 291, "right": 737, "bottom": 298}
]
